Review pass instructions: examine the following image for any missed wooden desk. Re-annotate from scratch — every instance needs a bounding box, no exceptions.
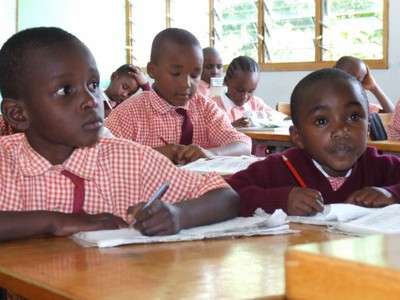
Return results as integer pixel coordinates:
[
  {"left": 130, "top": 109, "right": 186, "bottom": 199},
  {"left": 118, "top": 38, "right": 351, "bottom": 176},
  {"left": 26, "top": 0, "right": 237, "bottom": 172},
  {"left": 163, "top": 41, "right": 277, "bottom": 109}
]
[
  {"left": 285, "top": 233, "right": 400, "bottom": 300},
  {"left": 242, "top": 130, "right": 400, "bottom": 155},
  {"left": 0, "top": 224, "right": 347, "bottom": 300}
]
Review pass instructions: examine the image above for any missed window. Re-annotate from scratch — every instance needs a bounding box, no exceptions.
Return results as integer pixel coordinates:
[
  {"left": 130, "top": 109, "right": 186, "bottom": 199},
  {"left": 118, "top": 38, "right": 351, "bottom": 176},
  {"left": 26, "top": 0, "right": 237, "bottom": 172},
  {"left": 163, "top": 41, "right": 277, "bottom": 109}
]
[{"left": 126, "top": 0, "right": 388, "bottom": 71}]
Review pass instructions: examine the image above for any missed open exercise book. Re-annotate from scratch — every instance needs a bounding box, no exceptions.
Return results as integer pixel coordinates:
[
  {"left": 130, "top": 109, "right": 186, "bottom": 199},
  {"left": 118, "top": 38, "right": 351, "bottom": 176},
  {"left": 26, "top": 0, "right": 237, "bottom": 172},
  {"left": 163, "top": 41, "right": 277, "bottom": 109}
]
[
  {"left": 180, "top": 155, "right": 263, "bottom": 175},
  {"left": 72, "top": 209, "right": 296, "bottom": 248},
  {"left": 289, "top": 203, "right": 400, "bottom": 236}
]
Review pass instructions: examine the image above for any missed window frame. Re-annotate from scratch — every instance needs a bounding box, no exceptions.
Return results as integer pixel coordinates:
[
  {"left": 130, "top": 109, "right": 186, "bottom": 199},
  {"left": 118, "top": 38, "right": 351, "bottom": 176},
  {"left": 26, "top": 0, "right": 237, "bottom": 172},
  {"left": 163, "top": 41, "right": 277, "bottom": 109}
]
[{"left": 125, "top": 0, "right": 388, "bottom": 71}]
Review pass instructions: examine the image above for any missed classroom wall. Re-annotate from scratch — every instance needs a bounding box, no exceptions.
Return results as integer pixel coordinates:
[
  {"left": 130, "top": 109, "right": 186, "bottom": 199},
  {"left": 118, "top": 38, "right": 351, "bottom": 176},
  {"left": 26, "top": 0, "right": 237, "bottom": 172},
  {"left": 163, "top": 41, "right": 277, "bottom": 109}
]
[
  {"left": 256, "top": 0, "right": 400, "bottom": 108},
  {"left": 17, "top": 0, "right": 127, "bottom": 88}
]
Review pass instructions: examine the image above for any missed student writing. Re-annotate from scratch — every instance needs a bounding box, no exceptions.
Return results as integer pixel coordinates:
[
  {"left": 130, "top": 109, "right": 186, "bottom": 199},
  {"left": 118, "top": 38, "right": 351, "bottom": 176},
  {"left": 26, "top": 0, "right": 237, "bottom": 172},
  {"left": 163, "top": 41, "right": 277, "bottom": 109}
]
[
  {"left": 212, "top": 56, "right": 286, "bottom": 128},
  {"left": 0, "top": 27, "right": 240, "bottom": 242},
  {"left": 226, "top": 68, "right": 400, "bottom": 217},
  {"left": 105, "top": 28, "right": 251, "bottom": 164}
]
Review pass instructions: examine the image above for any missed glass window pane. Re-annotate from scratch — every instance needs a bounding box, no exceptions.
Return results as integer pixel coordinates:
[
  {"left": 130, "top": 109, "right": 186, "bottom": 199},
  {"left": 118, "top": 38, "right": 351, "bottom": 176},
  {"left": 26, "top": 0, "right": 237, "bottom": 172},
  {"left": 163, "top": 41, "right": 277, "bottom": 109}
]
[
  {"left": 321, "top": 0, "right": 384, "bottom": 61},
  {"left": 213, "top": 0, "right": 259, "bottom": 64},
  {"left": 263, "top": 0, "right": 315, "bottom": 63},
  {"left": 170, "top": 0, "right": 210, "bottom": 48},
  {"left": 131, "top": 0, "right": 166, "bottom": 66}
]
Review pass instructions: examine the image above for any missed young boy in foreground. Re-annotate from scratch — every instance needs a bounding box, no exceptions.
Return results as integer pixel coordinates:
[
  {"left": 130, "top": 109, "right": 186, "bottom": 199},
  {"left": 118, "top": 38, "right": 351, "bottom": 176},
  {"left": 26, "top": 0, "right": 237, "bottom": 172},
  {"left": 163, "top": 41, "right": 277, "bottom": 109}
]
[
  {"left": 0, "top": 27, "right": 240, "bottom": 241},
  {"left": 226, "top": 68, "right": 400, "bottom": 217}
]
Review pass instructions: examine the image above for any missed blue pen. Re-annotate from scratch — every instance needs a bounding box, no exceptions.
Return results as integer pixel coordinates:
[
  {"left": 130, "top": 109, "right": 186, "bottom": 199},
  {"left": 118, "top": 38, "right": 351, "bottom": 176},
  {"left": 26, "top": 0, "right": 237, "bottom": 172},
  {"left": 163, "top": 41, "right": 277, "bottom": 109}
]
[{"left": 142, "top": 182, "right": 170, "bottom": 209}]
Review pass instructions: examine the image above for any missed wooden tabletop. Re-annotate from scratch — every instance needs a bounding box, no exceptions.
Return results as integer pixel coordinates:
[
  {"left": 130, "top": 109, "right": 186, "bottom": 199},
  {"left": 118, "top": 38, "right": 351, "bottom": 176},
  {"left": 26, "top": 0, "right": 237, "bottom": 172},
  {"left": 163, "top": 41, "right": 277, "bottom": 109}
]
[
  {"left": 286, "top": 233, "right": 400, "bottom": 300},
  {"left": 0, "top": 224, "right": 349, "bottom": 300}
]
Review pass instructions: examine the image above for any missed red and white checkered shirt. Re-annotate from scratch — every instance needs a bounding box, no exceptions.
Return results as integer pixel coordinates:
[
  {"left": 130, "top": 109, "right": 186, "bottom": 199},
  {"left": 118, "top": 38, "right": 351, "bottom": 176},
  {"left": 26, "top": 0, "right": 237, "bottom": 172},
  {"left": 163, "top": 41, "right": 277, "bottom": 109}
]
[
  {"left": 0, "top": 134, "right": 230, "bottom": 221},
  {"left": 198, "top": 80, "right": 210, "bottom": 98},
  {"left": 388, "top": 98, "right": 400, "bottom": 140},
  {"left": 212, "top": 94, "right": 287, "bottom": 123},
  {"left": 104, "top": 89, "right": 251, "bottom": 148}
]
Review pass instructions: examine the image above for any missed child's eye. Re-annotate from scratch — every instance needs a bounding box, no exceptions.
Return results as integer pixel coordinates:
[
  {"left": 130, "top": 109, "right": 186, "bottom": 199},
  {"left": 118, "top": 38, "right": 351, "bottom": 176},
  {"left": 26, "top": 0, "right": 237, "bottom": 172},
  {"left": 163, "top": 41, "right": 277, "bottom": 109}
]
[
  {"left": 170, "top": 72, "right": 180, "bottom": 77},
  {"left": 88, "top": 81, "right": 99, "bottom": 92},
  {"left": 349, "top": 113, "right": 361, "bottom": 121},
  {"left": 55, "top": 86, "right": 73, "bottom": 96},
  {"left": 314, "top": 118, "right": 328, "bottom": 126}
]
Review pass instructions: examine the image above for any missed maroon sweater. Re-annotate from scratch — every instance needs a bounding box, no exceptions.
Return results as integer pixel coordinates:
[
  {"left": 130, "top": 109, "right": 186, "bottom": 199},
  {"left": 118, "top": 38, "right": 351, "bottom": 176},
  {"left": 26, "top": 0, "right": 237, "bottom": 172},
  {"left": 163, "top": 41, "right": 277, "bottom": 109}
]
[{"left": 226, "top": 147, "right": 400, "bottom": 216}]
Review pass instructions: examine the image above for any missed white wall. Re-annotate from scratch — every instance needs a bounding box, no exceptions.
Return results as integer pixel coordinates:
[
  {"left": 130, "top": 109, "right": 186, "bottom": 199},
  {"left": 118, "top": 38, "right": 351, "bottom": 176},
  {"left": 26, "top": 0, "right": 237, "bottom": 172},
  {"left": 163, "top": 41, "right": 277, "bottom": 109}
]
[
  {"left": 17, "top": 0, "right": 126, "bottom": 88},
  {"left": 255, "top": 0, "right": 400, "bottom": 108}
]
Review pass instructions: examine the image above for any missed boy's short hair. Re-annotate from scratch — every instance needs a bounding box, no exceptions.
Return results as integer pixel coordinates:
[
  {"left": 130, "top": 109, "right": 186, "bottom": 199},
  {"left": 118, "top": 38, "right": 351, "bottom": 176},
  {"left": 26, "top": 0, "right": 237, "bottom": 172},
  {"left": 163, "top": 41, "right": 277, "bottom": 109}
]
[
  {"left": 290, "top": 68, "right": 368, "bottom": 126},
  {"left": 335, "top": 55, "right": 365, "bottom": 69},
  {"left": 113, "top": 64, "right": 135, "bottom": 76},
  {"left": 0, "top": 27, "right": 82, "bottom": 100},
  {"left": 225, "top": 56, "right": 259, "bottom": 80},
  {"left": 150, "top": 28, "right": 201, "bottom": 64}
]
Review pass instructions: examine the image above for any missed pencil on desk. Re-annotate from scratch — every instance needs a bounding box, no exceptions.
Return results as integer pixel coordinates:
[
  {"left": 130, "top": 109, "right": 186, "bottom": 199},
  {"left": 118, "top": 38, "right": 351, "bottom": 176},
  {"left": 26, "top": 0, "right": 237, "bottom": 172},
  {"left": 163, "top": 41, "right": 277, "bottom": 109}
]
[{"left": 282, "top": 155, "right": 307, "bottom": 187}]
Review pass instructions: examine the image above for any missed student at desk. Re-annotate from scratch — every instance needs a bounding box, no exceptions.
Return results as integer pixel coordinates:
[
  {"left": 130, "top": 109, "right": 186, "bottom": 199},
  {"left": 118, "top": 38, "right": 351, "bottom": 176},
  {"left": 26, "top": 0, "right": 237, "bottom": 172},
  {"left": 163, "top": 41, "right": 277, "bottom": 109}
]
[
  {"left": 212, "top": 55, "right": 286, "bottom": 128},
  {"left": 105, "top": 28, "right": 251, "bottom": 164},
  {"left": 0, "top": 27, "right": 240, "bottom": 242},
  {"left": 226, "top": 68, "right": 400, "bottom": 217}
]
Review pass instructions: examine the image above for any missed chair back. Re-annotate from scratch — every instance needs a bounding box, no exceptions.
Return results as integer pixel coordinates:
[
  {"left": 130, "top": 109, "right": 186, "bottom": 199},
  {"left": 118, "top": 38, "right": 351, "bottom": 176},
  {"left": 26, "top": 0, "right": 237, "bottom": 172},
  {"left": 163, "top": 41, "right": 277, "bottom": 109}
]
[{"left": 276, "top": 102, "right": 291, "bottom": 116}]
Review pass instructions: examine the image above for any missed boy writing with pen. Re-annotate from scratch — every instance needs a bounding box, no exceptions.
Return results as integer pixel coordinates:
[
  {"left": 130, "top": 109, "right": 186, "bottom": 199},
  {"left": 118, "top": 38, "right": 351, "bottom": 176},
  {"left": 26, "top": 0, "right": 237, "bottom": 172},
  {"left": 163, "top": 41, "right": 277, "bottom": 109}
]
[
  {"left": 0, "top": 27, "right": 240, "bottom": 242},
  {"left": 105, "top": 28, "right": 251, "bottom": 164},
  {"left": 226, "top": 68, "right": 400, "bottom": 217}
]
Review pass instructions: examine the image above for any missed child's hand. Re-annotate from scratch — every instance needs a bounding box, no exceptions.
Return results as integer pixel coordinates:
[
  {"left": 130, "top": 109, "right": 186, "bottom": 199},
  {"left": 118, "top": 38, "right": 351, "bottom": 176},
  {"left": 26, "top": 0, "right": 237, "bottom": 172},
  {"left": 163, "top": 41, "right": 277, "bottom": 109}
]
[
  {"left": 232, "top": 117, "right": 250, "bottom": 128},
  {"left": 154, "top": 143, "right": 186, "bottom": 164},
  {"left": 127, "top": 201, "right": 181, "bottom": 236},
  {"left": 361, "top": 66, "right": 377, "bottom": 91},
  {"left": 345, "top": 187, "right": 398, "bottom": 208},
  {"left": 287, "top": 187, "right": 324, "bottom": 216},
  {"left": 128, "top": 65, "right": 148, "bottom": 86},
  {"left": 52, "top": 213, "right": 127, "bottom": 236},
  {"left": 176, "top": 144, "right": 209, "bottom": 164}
]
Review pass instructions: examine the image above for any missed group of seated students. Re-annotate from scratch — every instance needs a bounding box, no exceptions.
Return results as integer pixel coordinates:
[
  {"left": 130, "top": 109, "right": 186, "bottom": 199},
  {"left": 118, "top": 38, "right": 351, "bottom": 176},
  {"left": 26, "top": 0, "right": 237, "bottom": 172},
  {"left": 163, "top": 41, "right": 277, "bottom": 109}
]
[{"left": 0, "top": 26, "right": 400, "bottom": 246}]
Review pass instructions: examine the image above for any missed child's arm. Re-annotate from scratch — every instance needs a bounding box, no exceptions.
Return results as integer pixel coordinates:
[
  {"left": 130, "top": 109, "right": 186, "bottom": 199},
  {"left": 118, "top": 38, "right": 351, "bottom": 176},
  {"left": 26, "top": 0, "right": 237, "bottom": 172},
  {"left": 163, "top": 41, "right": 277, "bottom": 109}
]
[
  {"left": 175, "top": 141, "right": 251, "bottom": 164},
  {"left": 344, "top": 187, "right": 398, "bottom": 207},
  {"left": 362, "top": 66, "right": 394, "bottom": 113},
  {"left": 287, "top": 187, "right": 324, "bottom": 216},
  {"left": 231, "top": 117, "right": 250, "bottom": 128},
  {"left": 0, "top": 211, "right": 127, "bottom": 242},
  {"left": 127, "top": 188, "right": 240, "bottom": 236}
]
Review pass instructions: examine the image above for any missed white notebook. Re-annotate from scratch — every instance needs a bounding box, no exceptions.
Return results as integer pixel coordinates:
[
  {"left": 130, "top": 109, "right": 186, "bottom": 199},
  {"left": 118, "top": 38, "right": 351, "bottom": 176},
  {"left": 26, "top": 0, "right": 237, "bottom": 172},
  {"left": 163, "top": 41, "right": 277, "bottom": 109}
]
[{"left": 71, "top": 209, "right": 295, "bottom": 248}]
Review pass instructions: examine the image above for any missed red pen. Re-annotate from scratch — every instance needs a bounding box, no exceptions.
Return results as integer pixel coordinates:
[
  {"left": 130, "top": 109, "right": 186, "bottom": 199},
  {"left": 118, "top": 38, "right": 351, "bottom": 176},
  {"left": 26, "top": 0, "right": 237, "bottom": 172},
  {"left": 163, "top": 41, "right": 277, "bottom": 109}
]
[
  {"left": 282, "top": 155, "right": 307, "bottom": 187},
  {"left": 282, "top": 155, "right": 324, "bottom": 208}
]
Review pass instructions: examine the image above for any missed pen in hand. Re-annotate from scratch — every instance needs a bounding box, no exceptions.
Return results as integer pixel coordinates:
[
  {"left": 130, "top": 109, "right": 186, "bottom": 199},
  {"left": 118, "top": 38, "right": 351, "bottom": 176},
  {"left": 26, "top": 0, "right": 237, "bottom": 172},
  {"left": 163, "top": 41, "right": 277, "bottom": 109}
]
[
  {"left": 128, "top": 182, "right": 170, "bottom": 227},
  {"left": 282, "top": 155, "right": 324, "bottom": 209}
]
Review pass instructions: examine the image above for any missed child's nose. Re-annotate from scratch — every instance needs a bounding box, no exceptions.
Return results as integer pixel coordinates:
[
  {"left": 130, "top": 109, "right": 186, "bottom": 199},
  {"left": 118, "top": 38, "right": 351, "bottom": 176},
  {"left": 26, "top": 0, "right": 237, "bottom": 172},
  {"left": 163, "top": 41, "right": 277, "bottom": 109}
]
[
  {"left": 81, "top": 90, "right": 99, "bottom": 110},
  {"left": 332, "top": 123, "right": 350, "bottom": 139}
]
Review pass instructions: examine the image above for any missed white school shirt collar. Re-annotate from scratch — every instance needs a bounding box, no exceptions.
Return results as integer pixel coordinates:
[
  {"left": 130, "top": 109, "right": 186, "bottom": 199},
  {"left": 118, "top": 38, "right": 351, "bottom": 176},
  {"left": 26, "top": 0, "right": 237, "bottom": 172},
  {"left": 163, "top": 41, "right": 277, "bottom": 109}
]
[
  {"left": 220, "top": 93, "right": 251, "bottom": 113},
  {"left": 312, "top": 159, "right": 352, "bottom": 178}
]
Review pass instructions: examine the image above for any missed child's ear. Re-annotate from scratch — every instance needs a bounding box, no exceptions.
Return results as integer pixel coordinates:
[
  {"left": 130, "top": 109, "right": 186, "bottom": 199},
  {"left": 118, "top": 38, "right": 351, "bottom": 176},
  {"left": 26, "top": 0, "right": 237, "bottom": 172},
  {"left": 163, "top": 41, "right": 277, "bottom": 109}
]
[
  {"left": 289, "top": 125, "right": 305, "bottom": 149},
  {"left": 1, "top": 98, "right": 30, "bottom": 132},
  {"left": 147, "top": 62, "right": 156, "bottom": 79}
]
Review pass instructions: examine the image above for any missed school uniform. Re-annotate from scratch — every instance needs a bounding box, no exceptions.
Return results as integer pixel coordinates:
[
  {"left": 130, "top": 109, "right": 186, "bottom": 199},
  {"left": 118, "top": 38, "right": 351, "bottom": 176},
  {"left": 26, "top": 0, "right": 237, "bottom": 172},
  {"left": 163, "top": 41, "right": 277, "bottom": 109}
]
[
  {"left": 212, "top": 94, "right": 287, "bottom": 123},
  {"left": 104, "top": 89, "right": 251, "bottom": 148},
  {"left": 0, "top": 133, "right": 230, "bottom": 220},
  {"left": 226, "top": 146, "right": 400, "bottom": 217},
  {"left": 387, "top": 98, "right": 400, "bottom": 140},
  {"left": 198, "top": 80, "right": 210, "bottom": 98}
]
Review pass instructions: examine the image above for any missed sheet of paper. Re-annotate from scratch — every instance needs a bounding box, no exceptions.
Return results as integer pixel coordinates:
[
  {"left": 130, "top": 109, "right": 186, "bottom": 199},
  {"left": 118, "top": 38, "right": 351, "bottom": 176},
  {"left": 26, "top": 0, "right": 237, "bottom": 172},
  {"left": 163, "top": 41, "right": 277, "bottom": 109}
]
[
  {"left": 331, "top": 204, "right": 400, "bottom": 236},
  {"left": 179, "top": 155, "right": 264, "bottom": 175},
  {"left": 71, "top": 209, "right": 296, "bottom": 248},
  {"left": 287, "top": 203, "right": 378, "bottom": 226}
]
